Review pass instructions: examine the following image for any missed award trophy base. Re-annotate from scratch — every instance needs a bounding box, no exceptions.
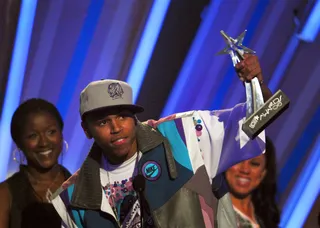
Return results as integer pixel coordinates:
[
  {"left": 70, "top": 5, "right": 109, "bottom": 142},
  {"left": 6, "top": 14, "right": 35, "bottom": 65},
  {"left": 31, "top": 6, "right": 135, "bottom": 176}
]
[{"left": 242, "top": 90, "right": 290, "bottom": 139}]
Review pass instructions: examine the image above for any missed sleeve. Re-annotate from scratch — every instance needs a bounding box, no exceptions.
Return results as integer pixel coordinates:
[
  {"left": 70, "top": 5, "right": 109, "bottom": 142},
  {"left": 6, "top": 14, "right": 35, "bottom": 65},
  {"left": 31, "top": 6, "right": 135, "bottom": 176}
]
[{"left": 191, "top": 103, "right": 265, "bottom": 179}]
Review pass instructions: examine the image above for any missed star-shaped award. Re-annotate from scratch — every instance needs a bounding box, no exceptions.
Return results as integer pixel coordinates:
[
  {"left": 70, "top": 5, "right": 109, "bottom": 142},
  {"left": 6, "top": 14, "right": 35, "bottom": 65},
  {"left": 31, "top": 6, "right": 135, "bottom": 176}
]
[
  {"left": 216, "top": 29, "right": 290, "bottom": 139},
  {"left": 217, "top": 30, "right": 255, "bottom": 66}
]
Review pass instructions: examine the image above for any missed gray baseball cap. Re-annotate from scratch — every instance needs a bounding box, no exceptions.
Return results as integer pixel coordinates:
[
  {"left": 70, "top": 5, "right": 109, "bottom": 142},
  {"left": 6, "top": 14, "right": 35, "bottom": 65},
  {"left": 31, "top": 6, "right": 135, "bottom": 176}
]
[{"left": 79, "top": 79, "right": 144, "bottom": 117}]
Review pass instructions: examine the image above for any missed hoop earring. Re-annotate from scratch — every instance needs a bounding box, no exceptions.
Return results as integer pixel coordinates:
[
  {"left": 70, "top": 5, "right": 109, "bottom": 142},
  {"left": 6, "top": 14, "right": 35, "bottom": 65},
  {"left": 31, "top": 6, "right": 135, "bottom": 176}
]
[
  {"left": 64, "top": 140, "right": 68, "bottom": 152},
  {"left": 60, "top": 140, "right": 68, "bottom": 165},
  {"left": 12, "top": 148, "right": 24, "bottom": 164}
]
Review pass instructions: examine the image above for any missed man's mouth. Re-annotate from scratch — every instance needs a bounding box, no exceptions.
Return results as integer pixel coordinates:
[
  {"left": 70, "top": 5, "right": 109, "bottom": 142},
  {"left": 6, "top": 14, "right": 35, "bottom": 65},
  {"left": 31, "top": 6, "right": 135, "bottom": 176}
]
[{"left": 111, "top": 138, "right": 127, "bottom": 146}]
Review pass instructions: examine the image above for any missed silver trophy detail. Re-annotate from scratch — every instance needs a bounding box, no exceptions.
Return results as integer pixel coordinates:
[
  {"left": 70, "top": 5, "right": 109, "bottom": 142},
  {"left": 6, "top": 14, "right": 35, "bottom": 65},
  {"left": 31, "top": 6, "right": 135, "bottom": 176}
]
[{"left": 217, "top": 30, "right": 290, "bottom": 139}]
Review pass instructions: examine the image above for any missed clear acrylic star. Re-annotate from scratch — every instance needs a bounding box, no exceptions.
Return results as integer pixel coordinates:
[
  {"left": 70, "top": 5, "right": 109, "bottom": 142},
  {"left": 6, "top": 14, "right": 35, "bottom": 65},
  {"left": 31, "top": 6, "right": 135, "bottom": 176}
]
[{"left": 217, "top": 30, "right": 255, "bottom": 66}]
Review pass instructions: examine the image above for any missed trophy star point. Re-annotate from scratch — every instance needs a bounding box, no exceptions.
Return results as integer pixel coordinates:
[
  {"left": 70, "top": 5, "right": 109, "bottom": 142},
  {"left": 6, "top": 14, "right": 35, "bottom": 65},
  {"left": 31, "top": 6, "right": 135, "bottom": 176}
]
[{"left": 217, "top": 30, "right": 255, "bottom": 56}]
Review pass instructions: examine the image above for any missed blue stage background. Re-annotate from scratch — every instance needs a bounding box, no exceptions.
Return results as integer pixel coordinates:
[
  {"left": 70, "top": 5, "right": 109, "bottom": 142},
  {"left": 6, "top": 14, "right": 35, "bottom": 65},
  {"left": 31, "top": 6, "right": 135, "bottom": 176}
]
[{"left": 0, "top": 0, "right": 319, "bottom": 227}]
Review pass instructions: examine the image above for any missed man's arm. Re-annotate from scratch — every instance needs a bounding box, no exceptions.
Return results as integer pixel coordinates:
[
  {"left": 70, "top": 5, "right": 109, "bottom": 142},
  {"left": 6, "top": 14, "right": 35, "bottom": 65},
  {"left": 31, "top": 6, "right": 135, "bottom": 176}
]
[
  {"left": 0, "top": 183, "right": 10, "bottom": 228},
  {"left": 192, "top": 104, "right": 265, "bottom": 179},
  {"left": 145, "top": 105, "right": 265, "bottom": 180},
  {"left": 235, "top": 54, "right": 272, "bottom": 101}
]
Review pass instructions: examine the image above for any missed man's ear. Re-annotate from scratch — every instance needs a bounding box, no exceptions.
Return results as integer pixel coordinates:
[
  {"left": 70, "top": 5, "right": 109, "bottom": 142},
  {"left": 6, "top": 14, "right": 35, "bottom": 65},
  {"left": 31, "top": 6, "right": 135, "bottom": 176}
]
[{"left": 81, "top": 121, "right": 93, "bottom": 139}]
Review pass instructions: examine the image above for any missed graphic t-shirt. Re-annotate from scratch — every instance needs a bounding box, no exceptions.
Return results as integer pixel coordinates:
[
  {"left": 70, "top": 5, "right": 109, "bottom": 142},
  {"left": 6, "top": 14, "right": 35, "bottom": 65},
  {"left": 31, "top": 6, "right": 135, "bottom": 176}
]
[{"left": 100, "top": 153, "right": 154, "bottom": 228}]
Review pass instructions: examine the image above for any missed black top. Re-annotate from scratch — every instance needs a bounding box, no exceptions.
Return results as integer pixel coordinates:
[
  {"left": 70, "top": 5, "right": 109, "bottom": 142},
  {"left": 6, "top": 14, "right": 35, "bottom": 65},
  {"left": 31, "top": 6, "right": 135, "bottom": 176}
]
[{"left": 6, "top": 165, "right": 71, "bottom": 228}]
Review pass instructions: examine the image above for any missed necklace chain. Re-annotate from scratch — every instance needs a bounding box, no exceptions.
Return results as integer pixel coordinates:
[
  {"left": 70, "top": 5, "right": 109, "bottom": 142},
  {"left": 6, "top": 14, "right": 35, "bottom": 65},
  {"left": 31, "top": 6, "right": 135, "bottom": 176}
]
[
  {"left": 26, "top": 165, "right": 61, "bottom": 203},
  {"left": 106, "top": 171, "right": 121, "bottom": 227},
  {"left": 105, "top": 152, "right": 140, "bottom": 227}
]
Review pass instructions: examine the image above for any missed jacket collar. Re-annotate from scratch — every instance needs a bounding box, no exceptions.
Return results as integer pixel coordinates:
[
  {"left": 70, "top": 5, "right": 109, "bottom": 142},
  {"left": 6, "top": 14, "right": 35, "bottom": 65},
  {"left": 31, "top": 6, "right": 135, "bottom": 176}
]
[{"left": 70, "top": 122, "right": 172, "bottom": 209}]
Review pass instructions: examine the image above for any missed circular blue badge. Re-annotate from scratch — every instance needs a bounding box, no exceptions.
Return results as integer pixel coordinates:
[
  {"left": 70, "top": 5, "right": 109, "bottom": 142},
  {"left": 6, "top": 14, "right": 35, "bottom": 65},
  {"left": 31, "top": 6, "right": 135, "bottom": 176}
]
[{"left": 142, "top": 161, "right": 161, "bottom": 181}]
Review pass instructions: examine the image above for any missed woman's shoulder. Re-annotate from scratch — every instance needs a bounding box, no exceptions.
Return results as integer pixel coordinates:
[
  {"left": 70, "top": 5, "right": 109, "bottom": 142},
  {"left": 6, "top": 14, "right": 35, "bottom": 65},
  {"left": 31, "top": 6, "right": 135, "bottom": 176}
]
[
  {"left": 0, "top": 181, "right": 11, "bottom": 227},
  {"left": 4, "top": 169, "right": 32, "bottom": 201},
  {"left": 0, "top": 181, "right": 11, "bottom": 206},
  {"left": 0, "top": 181, "right": 10, "bottom": 194},
  {"left": 4, "top": 170, "right": 26, "bottom": 186}
]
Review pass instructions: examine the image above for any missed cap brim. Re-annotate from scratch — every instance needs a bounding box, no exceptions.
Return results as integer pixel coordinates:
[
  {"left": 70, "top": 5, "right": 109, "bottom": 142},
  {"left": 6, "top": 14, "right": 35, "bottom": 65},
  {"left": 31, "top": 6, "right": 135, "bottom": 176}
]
[{"left": 82, "top": 104, "right": 144, "bottom": 118}]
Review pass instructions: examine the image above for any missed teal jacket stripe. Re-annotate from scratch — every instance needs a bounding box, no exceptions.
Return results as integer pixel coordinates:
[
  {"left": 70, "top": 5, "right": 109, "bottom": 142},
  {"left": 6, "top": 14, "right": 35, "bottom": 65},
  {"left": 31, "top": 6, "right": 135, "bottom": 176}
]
[
  {"left": 157, "top": 120, "right": 193, "bottom": 171},
  {"left": 67, "top": 184, "right": 85, "bottom": 227}
]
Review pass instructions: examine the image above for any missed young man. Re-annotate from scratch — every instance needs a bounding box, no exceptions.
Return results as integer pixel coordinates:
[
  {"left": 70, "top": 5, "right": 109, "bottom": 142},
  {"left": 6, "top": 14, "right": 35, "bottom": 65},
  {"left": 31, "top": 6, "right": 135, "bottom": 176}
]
[{"left": 52, "top": 55, "right": 271, "bottom": 227}]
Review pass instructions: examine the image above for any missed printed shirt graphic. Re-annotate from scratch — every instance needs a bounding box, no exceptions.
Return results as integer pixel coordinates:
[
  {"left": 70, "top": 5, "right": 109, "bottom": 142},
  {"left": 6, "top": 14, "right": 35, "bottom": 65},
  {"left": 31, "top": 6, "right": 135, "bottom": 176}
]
[
  {"left": 234, "top": 207, "right": 260, "bottom": 228},
  {"left": 100, "top": 153, "right": 154, "bottom": 228}
]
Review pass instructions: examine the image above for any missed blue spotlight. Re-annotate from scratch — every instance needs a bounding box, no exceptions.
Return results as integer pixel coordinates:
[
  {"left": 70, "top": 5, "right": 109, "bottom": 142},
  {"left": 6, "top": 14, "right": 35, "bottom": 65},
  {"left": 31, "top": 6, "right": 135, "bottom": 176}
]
[
  {"left": 126, "top": 0, "right": 171, "bottom": 103},
  {"left": 276, "top": 2, "right": 320, "bottom": 225},
  {"left": 268, "top": 36, "right": 299, "bottom": 92},
  {"left": 161, "top": 0, "right": 222, "bottom": 117},
  {"left": 281, "top": 136, "right": 320, "bottom": 228},
  {"left": 298, "top": 0, "right": 320, "bottom": 42},
  {"left": 269, "top": 0, "right": 320, "bottom": 92},
  {"left": 0, "top": 0, "right": 38, "bottom": 181}
]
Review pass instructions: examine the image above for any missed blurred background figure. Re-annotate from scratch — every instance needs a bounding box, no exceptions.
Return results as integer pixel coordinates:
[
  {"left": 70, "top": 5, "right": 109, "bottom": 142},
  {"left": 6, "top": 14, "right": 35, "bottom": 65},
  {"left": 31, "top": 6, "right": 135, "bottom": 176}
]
[
  {"left": 0, "top": 99, "right": 71, "bottom": 228},
  {"left": 225, "top": 137, "right": 280, "bottom": 228}
]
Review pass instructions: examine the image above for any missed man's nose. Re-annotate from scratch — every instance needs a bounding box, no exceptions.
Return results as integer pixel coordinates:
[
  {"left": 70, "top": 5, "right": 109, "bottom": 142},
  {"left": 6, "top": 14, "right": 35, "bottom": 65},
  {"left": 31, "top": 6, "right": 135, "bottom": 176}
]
[{"left": 110, "top": 120, "right": 122, "bottom": 134}]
